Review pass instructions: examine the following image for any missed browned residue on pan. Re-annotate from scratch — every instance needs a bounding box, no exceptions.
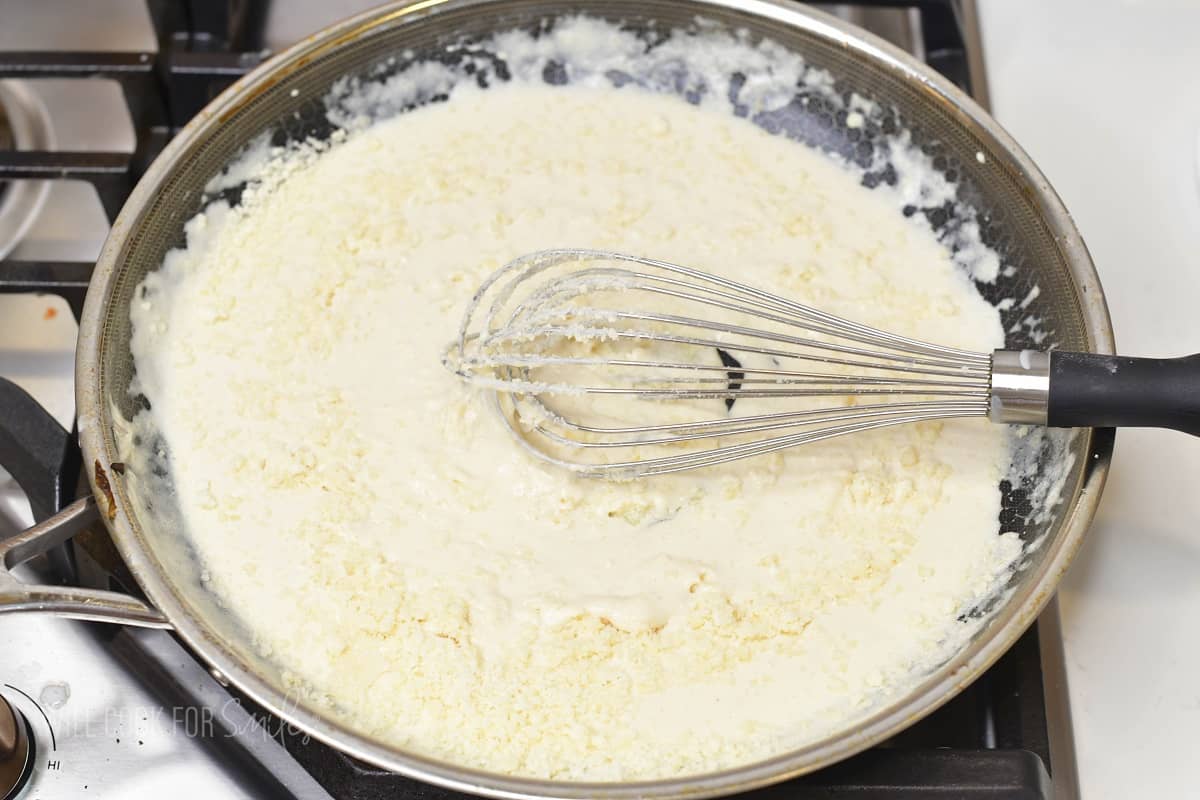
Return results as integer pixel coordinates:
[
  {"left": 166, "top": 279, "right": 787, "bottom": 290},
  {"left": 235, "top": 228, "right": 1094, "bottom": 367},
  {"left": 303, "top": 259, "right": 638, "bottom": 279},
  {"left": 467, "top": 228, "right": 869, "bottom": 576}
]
[
  {"left": 94, "top": 460, "right": 117, "bottom": 521},
  {"left": 217, "top": 71, "right": 286, "bottom": 124}
]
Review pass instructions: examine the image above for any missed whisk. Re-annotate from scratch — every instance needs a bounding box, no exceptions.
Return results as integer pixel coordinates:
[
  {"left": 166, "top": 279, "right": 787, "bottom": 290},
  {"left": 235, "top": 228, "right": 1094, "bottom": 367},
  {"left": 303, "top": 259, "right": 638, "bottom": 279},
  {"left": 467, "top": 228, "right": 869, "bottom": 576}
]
[{"left": 446, "top": 249, "right": 1200, "bottom": 478}]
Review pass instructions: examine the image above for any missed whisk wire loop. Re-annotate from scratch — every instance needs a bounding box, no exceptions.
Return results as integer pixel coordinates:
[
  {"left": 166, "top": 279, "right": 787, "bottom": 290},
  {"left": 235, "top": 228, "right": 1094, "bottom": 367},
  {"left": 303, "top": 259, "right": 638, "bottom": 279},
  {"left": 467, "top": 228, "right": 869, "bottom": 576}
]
[{"left": 450, "top": 249, "right": 995, "bottom": 477}]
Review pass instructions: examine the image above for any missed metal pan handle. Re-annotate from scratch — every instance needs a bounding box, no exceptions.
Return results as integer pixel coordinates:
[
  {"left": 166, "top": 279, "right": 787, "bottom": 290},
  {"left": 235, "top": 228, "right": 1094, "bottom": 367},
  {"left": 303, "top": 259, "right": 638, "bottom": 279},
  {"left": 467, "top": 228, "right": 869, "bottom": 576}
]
[{"left": 0, "top": 496, "right": 171, "bottom": 628}]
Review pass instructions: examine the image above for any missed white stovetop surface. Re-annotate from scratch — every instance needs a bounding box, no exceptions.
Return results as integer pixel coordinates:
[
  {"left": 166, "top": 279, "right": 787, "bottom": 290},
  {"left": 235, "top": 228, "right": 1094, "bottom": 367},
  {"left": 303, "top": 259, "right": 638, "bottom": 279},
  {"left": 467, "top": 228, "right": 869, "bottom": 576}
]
[{"left": 980, "top": 1, "right": 1200, "bottom": 797}]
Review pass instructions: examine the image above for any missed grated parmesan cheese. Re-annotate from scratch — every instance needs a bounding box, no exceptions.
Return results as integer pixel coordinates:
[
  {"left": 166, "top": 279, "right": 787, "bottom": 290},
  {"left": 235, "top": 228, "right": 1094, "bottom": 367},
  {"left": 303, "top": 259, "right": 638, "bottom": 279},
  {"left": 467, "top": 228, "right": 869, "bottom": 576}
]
[{"left": 126, "top": 40, "right": 1023, "bottom": 780}]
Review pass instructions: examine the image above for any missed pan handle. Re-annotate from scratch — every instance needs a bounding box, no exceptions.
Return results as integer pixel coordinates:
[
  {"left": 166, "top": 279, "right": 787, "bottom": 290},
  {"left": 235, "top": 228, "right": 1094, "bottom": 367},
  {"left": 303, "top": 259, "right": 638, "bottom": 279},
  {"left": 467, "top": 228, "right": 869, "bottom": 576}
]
[{"left": 0, "top": 496, "right": 171, "bottom": 628}]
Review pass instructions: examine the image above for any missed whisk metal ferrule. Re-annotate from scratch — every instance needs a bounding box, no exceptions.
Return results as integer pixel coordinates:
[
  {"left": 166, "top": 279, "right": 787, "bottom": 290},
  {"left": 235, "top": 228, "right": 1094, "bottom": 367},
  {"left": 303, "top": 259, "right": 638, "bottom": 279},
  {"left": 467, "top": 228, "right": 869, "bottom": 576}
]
[{"left": 988, "top": 349, "right": 1050, "bottom": 425}]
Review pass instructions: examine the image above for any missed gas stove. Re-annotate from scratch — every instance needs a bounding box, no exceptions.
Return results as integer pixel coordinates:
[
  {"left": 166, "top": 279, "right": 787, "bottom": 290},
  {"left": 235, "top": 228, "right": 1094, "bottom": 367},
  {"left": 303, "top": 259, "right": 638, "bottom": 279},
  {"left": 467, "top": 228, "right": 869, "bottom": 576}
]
[{"left": 0, "top": 2, "right": 1075, "bottom": 798}]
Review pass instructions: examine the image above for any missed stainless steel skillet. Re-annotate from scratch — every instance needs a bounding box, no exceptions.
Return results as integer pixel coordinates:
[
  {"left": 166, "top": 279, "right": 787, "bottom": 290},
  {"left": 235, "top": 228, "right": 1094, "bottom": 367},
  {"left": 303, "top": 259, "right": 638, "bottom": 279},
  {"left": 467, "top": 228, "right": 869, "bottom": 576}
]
[{"left": 0, "top": 1, "right": 1114, "bottom": 797}]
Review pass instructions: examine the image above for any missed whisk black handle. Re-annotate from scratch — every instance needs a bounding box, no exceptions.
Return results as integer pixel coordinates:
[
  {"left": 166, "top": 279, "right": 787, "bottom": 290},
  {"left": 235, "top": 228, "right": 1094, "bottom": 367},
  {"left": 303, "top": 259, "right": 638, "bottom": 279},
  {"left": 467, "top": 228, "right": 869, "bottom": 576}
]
[{"left": 1047, "top": 352, "right": 1200, "bottom": 436}]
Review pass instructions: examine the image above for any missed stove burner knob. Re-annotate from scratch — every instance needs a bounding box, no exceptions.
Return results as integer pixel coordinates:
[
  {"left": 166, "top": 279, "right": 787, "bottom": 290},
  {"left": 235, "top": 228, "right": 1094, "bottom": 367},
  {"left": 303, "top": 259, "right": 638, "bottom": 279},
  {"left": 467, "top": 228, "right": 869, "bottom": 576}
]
[{"left": 0, "top": 695, "right": 33, "bottom": 800}]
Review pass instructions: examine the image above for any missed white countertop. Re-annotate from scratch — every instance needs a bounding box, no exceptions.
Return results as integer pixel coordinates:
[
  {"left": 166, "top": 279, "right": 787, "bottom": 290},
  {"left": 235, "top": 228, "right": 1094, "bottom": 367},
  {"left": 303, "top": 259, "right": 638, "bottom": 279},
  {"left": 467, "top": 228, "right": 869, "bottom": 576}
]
[{"left": 980, "top": 2, "right": 1200, "bottom": 797}]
